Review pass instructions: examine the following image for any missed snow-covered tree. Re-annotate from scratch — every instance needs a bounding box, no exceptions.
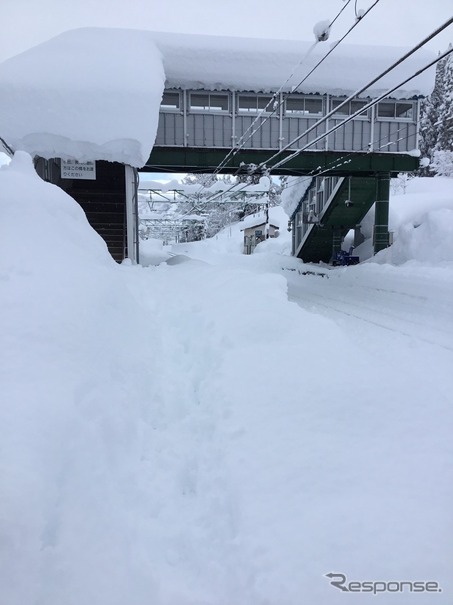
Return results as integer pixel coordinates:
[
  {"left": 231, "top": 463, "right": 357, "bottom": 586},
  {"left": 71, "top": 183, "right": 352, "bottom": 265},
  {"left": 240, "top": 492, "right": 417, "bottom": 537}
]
[
  {"left": 181, "top": 173, "right": 219, "bottom": 188},
  {"left": 431, "top": 149, "right": 453, "bottom": 177},
  {"left": 436, "top": 45, "right": 453, "bottom": 154},
  {"left": 176, "top": 172, "right": 282, "bottom": 239},
  {"left": 179, "top": 173, "right": 241, "bottom": 238},
  {"left": 419, "top": 47, "right": 453, "bottom": 176},
  {"left": 390, "top": 172, "right": 414, "bottom": 195},
  {"left": 419, "top": 53, "right": 446, "bottom": 169}
]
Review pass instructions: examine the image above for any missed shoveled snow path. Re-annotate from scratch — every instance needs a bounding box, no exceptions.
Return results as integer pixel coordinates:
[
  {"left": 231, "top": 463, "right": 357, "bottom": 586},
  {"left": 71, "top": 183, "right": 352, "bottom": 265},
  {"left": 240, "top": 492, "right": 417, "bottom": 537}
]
[{"left": 133, "top": 256, "right": 453, "bottom": 604}]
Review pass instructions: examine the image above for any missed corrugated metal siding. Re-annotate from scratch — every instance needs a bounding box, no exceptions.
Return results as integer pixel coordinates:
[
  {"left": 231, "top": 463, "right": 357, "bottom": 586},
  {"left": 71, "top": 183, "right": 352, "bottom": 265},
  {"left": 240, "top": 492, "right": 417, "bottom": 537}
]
[
  {"left": 155, "top": 113, "right": 185, "bottom": 146},
  {"left": 186, "top": 113, "right": 233, "bottom": 147},
  {"left": 374, "top": 121, "right": 417, "bottom": 152},
  {"left": 283, "top": 118, "right": 327, "bottom": 150},
  {"left": 328, "top": 118, "right": 372, "bottom": 151},
  {"left": 156, "top": 89, "right": 419, "bottom": 153},
  {"left": 234, "top": 115, "right": 280, "bottom": 148}
]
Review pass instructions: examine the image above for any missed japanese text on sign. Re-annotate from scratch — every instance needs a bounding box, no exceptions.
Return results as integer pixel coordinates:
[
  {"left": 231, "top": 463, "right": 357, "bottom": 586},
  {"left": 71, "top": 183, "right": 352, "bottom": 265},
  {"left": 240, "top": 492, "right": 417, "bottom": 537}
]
[{"left": 61, "top": 160, "right": 96, "bottom": 180}]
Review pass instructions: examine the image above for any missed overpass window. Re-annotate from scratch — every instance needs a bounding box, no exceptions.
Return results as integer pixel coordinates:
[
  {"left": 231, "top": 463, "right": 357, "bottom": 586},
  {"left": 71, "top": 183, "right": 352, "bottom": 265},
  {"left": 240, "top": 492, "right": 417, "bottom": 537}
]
[
  {"left": 351, "top": 100, "right": 368, "bottom": 116},
  {"left": 378, "top": 101, "right": 414, "bottom": 120},
  {"left": 286, "top": 96, "right": 323, "bottom": 115},
  {"left": 210, "top": 94, "right": 229, "bottom": 111},
  {"left": 238, "top": 94, "right": 273, "bottom": 113},
  {"left": 190, "top": 92, "right": 229, "bottom": 112},
  {"left": 257, "top": 96, "right": 273, "bottom": 110},
  {"left": 331, "top": 99, "right": 348, "bottom": 116},
  {"left": 378, "top": 102, "right": 394, "bottom": 118},
  {"left": 161, "top": 92, "right": 180, "bottom": 110},
  {"left": 331, "top": 98, "right": 368, "bottom": 117},
  {"left": 396, "top": 102, "right": 414, "bottom": 119}
]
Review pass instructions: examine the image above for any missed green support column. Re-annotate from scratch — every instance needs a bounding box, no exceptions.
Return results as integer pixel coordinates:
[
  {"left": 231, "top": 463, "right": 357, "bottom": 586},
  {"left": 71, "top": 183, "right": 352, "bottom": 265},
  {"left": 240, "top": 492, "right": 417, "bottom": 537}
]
[
  {"left": 374, "top": 173, "right": 390, "bottom": 254},
  {"left": 331, "top": 227, "right": 343, "bottom": 262}
]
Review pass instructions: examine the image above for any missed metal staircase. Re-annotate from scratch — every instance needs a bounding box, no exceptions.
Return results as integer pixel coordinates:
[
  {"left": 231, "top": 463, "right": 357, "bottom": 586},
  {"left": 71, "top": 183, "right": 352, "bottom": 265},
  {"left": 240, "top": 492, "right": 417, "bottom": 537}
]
[
  {"left": 295, "top": 176, "right": 377, "bottom": 263},
  {"left": 76, "top": 193, "right": 127, "bottom": 262},
  {"left": 35, "top": 159, "right": 128, "bottom": 262}
]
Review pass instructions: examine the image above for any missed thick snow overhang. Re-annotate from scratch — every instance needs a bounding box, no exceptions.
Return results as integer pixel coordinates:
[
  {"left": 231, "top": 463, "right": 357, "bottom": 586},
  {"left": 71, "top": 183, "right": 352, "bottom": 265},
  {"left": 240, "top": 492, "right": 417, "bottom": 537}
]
[
  {"left": 0, "top": 28, "right": 165, "bottom": 167},
  {"left": 0, "top": 28, "right": 436, "bottom": 167},
  {"left": 147, "top": 30, "right": 435, "bottom": 98},
  {"left": 281, "top": 177, "right": 314, "bottom": 219}
]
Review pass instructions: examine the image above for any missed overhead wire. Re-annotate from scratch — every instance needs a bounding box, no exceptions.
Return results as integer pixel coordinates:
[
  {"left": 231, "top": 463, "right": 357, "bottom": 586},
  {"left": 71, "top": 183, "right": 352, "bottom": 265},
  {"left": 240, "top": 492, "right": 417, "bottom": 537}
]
[
  {"left": 164, "top": 12, "right": 453, "bottom": 209},
  {"left": 191, "top": 104, "right": 420, "bottom": 207},
  {"left": 278, "top": 116, "right": 426, "bottom": 229},
  {"left": 277, "top": 3, "right": 376, "bottom": 83},
  {"left": 207, "top": 0, "right": 379, "bottom": 180},
  {"left": 0, "top": 136, "right": 13, "bottom": 156},
  {"left": 195, "top": 1, "right": 379, "bottom": 204},
  {"left": 179, "top": 96, "right": 423, "bottom": 207},
  {"left": 281, "top": 122, "right": 416, "bottom": 200},
  {"left": 167, "top": 120, "right": 418, "bottom": 221},
  {"left": 277, "top": 100, "right": 423, "bottom": 192},
  {"left": 267, "top": 44, "right": 453, "bottom": 172},
  {"left": 257, "top": 16, "right": 453, "bottom": 172},
  {"left": 193, "top": 0, "right": 367, "bottom": 202},
  {"left": 206, "top": 39, "right": 320, "bottom": 178}
]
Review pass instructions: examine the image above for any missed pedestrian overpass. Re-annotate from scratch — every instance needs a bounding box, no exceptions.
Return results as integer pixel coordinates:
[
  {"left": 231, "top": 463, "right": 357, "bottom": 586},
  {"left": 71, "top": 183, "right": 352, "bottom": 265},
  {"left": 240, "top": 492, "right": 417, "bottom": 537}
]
[
  {"left": 35, "top": 85, "right": 421, "bottom": 263},
  {"left": 0, "top": 28, "right": 428, "bottom": 263},
  {"left": 143, "top": 86, "right": 420, "bottom": 259},
  {"left": 148, "top": 88, "right": 419, "bottom": 172}
]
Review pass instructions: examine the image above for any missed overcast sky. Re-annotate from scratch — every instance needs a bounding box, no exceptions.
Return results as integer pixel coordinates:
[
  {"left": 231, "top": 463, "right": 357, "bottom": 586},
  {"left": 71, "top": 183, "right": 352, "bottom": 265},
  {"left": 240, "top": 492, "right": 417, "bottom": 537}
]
[{"left": 1, "top": 0, "right": 452, "bottom": 64}]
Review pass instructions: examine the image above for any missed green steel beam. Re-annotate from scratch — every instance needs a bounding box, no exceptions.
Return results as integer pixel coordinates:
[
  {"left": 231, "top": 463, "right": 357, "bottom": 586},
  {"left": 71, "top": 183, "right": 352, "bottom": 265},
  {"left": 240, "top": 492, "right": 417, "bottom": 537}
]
[
  {"left": 145, "top": 146, "right": 419, "bottom": 177},
  {"left": 373, "top": 174, "right": 391, "bottom": 254}
]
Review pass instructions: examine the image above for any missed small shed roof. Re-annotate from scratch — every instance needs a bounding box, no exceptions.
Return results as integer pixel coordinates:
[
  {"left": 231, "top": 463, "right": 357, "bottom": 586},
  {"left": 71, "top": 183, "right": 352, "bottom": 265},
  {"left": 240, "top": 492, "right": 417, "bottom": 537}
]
[{"left": 241, "top": 221, "right": 279, "bottom": 232}]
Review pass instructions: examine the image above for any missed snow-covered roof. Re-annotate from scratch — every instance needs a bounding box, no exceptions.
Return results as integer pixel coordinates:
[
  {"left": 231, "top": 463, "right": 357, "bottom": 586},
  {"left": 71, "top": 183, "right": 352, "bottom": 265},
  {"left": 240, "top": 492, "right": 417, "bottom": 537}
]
[
  {"left": 0, "top": 29, "right": 165, "bottom": 167},
  {"left": 0, "top": 28, "right": 435, "bottom": 167},
  {"left": 139, "top": 176, "right": 271, "bottom": 195},
  {"left": 149, "top": 30, "right": 435, "bottom": 97},
  {"left": 240, "top": 220, "right": 279, "bottom": 232},
  {"left": 241, "top": 210, "right": 280, "bottom": 230}
]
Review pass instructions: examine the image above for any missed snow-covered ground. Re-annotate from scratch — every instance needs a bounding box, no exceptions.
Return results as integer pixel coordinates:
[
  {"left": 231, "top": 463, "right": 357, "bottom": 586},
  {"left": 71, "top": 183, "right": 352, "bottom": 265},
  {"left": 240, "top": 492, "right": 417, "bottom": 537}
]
[{"left": 1, "top": 154, "right": 452, "bottom": 604}]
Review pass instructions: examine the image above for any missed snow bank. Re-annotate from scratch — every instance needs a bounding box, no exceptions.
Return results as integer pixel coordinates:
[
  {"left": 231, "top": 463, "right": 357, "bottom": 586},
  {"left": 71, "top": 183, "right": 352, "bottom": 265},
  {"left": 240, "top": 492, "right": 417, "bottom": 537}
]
[
  {"left": 382, "top": 208, "right": 453, "bottom": 264},
  {"left": 0, "top": 153, "right": 159, "bottom": 603},
  {"left": 0, "top": 151, "right": 11, "bottom": 166},
  {"left": 372, "top": 177, "right": 453, "bottom": 265},
  {"left": 169, "top": 206, "right": 291, "bottom": 263},
  {"left": 0, "top": 151, "right": 113, "bottom": 268},
  {"left": 1, "top": 154, "right": 452, "bottom": 603},
  {"left": 0, "top": 29, "right": 165, "bottom": 167},
  {"left": 139, "top": 237, "right": 173, "bottom": 266}
]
